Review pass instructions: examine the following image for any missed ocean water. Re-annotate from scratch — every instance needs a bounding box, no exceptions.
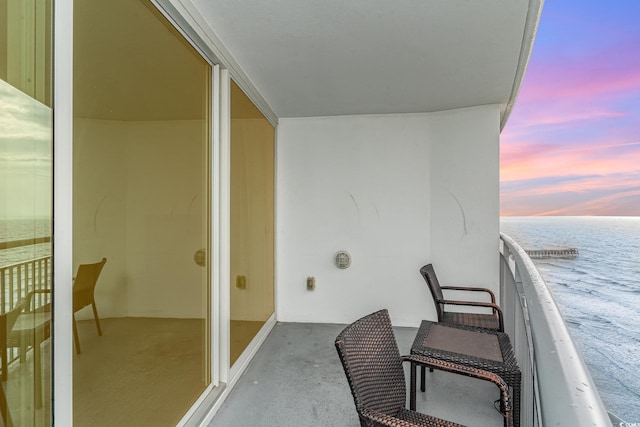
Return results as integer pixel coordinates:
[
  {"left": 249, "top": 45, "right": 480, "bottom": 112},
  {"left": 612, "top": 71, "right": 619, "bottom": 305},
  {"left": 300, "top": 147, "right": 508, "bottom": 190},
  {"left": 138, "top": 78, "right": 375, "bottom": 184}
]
[
  {"left": 0, "top": 218, "right": 52, "bottom": 268},
  {"left": 501, "top": 216, "right": 640, "bottom": 422}
]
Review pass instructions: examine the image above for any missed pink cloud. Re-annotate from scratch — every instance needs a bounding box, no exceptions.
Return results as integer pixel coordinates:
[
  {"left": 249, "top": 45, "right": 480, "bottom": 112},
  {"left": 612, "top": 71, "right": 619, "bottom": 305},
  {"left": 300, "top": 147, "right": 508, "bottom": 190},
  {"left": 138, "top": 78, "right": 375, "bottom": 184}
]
[
  {"left": 501, "top": 185, "right": 640, "bottom": 217},
  {"left": 510, "top": 104, "right": 625, "bottom": 128},
  {"left": 500, "top": 26, "right": 640, "bottom": 216},
  {"left": 502, "top": 174, "right": 640, "bottom": 201},
  {"left": 501, "top": 141, "right": 640, "bottom": 183},
  {"left": 521, "top": 42, "right": 640, "bottom": 103},
  {"left": 505, "top": 45, "right": 640, "bottom": 133},
  {"left": 521, "top": 67, "right": 640, "bottom": 103},
  {"left": 536, "top": 189, "right": 640, "bottom": 216}
]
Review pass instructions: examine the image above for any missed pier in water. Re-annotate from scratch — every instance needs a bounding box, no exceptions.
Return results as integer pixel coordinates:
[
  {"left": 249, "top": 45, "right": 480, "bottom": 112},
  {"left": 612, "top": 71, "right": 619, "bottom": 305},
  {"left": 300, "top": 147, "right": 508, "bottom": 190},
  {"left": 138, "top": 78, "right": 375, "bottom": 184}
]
[{"left": 524, "top": 248, "right": 579, "bottom": 259}]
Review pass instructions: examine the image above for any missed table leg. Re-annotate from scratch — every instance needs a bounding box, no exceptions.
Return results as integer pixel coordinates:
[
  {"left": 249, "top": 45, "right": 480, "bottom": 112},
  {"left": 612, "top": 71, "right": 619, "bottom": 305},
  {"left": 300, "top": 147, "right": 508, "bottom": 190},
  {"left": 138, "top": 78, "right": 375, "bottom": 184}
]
[
  {"left": 513, "top": 384, "right": 520, "bottom": 427},
  {"left": 34, "top": 328, "right": 43, "bottom": 409},
  {"left": 420, "top": 365, "right": 426, "bottom": 392},
  {"left": 410, "top": 362, "right": 416, "bottom": 411}
]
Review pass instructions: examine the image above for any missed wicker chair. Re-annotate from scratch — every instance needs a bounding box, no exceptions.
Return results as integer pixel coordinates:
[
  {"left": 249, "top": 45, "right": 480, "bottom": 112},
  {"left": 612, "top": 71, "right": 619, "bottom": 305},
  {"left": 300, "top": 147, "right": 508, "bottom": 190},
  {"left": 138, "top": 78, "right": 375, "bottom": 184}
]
[
  {"left": 420, "top": 264, "right": 504, "bottom": 332},
  {"left": 335, "top": 309, "right": 512, "bottom": 427}
]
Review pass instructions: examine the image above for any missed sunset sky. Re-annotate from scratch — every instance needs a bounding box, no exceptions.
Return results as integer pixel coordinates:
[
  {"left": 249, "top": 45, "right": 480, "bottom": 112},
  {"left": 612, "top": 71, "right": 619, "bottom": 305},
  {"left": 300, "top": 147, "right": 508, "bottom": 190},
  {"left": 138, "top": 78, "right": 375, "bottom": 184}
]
[{"left": 500, "top": 1, "right": 640, "bottom": 216}]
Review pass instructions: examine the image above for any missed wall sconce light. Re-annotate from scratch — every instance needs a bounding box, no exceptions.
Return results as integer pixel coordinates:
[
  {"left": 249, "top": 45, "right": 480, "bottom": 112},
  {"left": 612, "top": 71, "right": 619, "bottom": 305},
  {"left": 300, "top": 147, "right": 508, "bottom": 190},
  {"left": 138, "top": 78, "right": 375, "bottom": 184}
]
[{"left": 334, "top": 250, "right": 351, "bottom": 269}]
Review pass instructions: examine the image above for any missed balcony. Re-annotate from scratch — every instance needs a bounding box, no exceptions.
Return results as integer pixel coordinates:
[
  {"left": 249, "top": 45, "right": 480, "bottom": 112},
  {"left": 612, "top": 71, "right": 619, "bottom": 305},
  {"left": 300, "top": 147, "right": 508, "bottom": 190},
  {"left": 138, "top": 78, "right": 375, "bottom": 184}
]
[
  {"left": 207, "top": 235, "right": 612, "bottom": 426},
  {"left": 0, "top": 235, "right": 613, "bottom": 426},
  {"left": 209, "top": 321, "right": 507, "bottom": 426}
]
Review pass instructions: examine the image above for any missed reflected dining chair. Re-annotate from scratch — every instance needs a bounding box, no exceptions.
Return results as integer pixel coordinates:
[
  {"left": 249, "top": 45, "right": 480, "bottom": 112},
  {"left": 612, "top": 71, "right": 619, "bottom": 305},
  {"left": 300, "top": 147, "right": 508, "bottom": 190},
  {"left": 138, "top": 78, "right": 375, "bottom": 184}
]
[
  {"left": 73, "top": 257, "right": 107, "bottom": 354},
  {"left": 0, "top": 300, "right": 21, "bottom": 427},
  {"left": 335, "top": 309, "right": 512, "bottom": 427},
  {"left": 0, "top": 300, "right": 26, "bottom": 382},
  {"left": 420, "top": 264, "right": 504, "bottom": 332},
  {"left": 5, "top": 290, "right": 52, "bottom": 410},
  {"left": 1, "top": 290, "right": 52, "bottom": 424}
]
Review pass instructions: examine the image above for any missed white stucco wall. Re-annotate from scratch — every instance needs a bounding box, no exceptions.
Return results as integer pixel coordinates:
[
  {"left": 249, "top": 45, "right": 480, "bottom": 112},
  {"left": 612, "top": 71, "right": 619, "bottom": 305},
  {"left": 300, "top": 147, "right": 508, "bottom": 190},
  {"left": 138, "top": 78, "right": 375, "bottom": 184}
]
[
  {"left": 276, "top": 106, "right": 500, "bottom": 327},
  {"left": 429, "top": 106, "right": 501, "bottom": 307},
  {"left": 124, "top": 120, "right": 208, "bottom": 319},
  {"left": 74, "top": 105, "right": 500, "bottom": 326},
  {"left": 74, "top": 119, "right": 128, "bottom": 319},
  {"left": 74, "top": 118, "right": 207, "bottom": 320}
]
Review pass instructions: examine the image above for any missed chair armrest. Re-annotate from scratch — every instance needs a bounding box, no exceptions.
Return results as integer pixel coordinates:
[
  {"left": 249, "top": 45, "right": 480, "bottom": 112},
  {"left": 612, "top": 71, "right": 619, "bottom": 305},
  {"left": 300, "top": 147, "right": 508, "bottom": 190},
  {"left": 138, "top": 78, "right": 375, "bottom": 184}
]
[
  {"left": 440, "top": 286, "right": 496, "bottom": 304},
  {"left": 403, "top": 355, "right": 512, "bottom": 427},
  {"left": 360, "top": 408, "right": 438, "bottom": 427},
  {"left": 440, "top": 299, "right": 504, "bottom": 331}
]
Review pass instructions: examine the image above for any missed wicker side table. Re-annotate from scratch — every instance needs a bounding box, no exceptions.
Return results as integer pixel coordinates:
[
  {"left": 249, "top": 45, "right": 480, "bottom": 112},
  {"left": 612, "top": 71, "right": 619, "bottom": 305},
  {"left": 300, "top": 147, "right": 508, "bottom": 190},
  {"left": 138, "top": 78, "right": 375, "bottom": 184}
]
[{"left": 410, "top": 320, "right": 521, "bottom": 427}]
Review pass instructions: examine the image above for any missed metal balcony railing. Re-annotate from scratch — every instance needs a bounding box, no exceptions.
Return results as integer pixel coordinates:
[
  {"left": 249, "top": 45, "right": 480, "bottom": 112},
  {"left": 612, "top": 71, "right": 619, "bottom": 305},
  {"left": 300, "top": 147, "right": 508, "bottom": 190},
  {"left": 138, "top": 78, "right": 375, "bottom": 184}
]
[
  {"left": 0, "top": 239, "right": 52, "bottom": 313},
  {"left": 499, "top": 233, "right": 611, "bottom": 427},
  {"left": 0, "top": 239, "right": 52, "bottom": 370}
]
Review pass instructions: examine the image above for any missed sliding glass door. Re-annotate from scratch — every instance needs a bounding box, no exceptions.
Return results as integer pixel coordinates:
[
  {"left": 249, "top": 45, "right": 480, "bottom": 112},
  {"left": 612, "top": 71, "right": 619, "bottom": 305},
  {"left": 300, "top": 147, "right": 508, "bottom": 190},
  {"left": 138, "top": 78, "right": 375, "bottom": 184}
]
[
  {"left": 73, "top": 1, "right": 212, "bottom": 424},
  {"left": 230, "top": 80, "right": 275, "bottom": 366}
]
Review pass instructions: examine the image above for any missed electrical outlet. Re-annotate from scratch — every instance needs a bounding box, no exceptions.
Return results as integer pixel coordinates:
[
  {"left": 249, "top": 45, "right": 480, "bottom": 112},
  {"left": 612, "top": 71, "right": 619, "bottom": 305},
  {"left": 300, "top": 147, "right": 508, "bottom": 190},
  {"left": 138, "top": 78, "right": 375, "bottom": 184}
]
[
  {"left": 236, "top": 275, "right": 247, "bottom": 289},
  {"left": 306, "top": 276, "right": 315, "bottom": 291}
]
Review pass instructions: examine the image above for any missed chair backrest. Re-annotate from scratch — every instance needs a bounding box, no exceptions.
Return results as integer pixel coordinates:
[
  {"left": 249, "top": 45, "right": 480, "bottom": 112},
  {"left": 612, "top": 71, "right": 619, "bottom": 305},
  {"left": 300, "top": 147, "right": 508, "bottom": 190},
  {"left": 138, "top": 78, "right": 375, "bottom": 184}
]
[
  {"left": 73, "top": 258, "right": 107, "bottom": 312},
  {"left": 420, "top": 264, "right": 445, "bottom": 321},
  {"left": 0, "top": 299, "right": 26, "bottom": 342},
  {"left": 335, "top": 309, "right": 406, "bottom": 419},
  {"left": 25, "top": 289, "right": 52, "bottom": 313}
]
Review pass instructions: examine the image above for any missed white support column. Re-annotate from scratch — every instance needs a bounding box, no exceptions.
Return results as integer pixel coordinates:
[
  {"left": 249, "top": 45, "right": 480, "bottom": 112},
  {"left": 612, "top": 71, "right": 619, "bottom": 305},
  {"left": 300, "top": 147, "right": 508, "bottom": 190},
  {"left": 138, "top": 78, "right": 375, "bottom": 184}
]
[
  {"left": 210, "top": 63, "right": 221, "bottom": 390},
  {"left": 218, "top": 68, "right": 230, "bottom": 384},
  {"left": 53, "top": 0, "right": 74, "bottom": 424}
]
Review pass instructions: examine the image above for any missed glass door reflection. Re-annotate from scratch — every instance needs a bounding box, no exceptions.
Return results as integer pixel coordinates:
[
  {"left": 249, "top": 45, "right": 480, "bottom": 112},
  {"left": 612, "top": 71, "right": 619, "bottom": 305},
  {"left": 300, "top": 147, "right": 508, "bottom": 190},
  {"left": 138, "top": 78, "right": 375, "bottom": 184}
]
[
  {"left": 73, "top": 0, "right": 211, "bottom": 425},
  {"left": 230, "top": 80, "right": 275, "bottom": 365},
  {"left": 1, "top": 0, "right": 53, "bottom": 425}
]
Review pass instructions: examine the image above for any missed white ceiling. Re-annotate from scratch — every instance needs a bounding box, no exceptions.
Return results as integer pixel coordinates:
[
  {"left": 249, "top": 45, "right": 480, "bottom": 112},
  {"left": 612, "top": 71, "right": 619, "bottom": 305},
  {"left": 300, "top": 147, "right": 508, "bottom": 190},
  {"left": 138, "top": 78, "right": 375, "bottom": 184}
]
[{"left": 193, "top": 0, "right": 540, "bottom": 120}]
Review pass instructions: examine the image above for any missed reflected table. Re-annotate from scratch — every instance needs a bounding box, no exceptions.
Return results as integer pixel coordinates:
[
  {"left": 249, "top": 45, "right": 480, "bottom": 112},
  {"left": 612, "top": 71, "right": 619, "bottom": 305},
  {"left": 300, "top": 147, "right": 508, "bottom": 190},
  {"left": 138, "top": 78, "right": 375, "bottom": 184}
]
[{"left": 12, "top": 312, "right": 51, "bottom": 409}]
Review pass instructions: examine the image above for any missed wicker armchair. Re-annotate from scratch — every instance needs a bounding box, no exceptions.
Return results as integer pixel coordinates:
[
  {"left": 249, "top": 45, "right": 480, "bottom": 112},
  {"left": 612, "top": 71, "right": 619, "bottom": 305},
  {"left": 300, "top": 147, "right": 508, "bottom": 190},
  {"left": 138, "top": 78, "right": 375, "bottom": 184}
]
[
  {"left": 420, "top": 264, "right": 504, "bottom": 331},
  {"left": 335, "top": 309, "right": 512, "bottom": 427}
]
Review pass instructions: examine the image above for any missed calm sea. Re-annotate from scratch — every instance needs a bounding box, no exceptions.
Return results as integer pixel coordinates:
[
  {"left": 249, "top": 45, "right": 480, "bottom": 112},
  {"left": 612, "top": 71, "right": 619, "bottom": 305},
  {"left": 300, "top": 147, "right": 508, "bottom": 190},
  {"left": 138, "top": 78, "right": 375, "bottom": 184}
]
[
  {"left": 501, "top": 216, "right": 640, "bottom": 422},
  {"left": 0, "top": 218, "right": 52, "bottom": 268}
]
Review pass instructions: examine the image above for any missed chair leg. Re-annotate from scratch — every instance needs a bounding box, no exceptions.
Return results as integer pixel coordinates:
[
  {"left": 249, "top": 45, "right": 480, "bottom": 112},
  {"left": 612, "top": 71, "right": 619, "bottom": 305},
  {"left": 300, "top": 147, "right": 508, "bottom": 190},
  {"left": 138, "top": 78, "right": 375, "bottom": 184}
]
[
  {"left": 73, "top": 314, "right": 81, "bottom": 355},
  {"left": 0, "top": 379, "right": 13, "bottom": 427},
  {"left": 410, "top": 362, "right": 417, "bottom": 410},
  {"left": 19, "top": 342, "right": 27, "bottom": 363},
  {"left": 513, "top": 384, "right": 520, "bottom": 427},
  {"left": 2, "top": 347, "right": 7, "bottom": 382},
  {"left": 91, "top": 301, "right": 102, "bottom": 336}
]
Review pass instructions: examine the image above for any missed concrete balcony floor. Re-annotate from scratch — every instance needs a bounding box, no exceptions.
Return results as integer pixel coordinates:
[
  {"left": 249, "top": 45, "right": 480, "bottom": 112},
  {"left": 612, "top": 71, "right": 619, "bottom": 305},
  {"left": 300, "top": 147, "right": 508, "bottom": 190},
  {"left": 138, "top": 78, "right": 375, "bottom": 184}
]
[{"left": 209, "top": 322, "right": 505, "bottom": 426}]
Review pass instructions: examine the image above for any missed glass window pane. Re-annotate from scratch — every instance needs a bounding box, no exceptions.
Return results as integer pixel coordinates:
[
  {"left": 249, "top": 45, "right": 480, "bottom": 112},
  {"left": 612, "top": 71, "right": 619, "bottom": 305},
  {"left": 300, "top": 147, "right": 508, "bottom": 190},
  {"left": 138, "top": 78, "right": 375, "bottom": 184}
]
[
  {"left": 0, "top": 0, "right": 53, "bottom": 425},
  {"left": 230, "top": 80, "right": 275, "bottom": 365},
  {"left": 73, "top": 0, "right": 211, "bottom": 424}
]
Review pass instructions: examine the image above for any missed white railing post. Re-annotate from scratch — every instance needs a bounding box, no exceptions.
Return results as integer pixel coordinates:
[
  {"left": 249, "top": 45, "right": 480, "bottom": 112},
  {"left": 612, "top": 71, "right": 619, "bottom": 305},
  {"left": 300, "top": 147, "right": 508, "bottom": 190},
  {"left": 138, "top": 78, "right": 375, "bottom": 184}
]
[{"left": 0, "top": 256, "right": 53, "bottom": 312}]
